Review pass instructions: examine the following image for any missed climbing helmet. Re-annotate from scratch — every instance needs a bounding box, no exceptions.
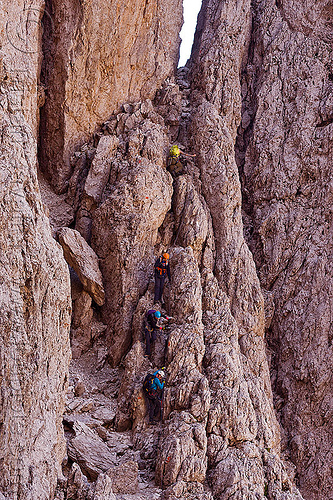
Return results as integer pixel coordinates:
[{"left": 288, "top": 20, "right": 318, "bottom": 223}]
[{"left": 169, "top": 145, "right": 180, "bottom": 157}]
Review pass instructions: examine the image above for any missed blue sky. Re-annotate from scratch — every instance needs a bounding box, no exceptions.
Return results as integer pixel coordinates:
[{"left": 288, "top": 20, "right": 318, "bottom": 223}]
[{"left": 178, "top": 0, "right": 203, "bottom": 67}]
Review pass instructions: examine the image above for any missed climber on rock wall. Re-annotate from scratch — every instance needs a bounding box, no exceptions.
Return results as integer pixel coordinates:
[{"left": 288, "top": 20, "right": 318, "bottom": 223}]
[
  {"left": 154, "top": 252, "right": 171, "bottom": 305},
  {"left": 143, "top": 369, "right": 165, "bottom": 424},
  {"left": 167, "top": 144, "right": 196, "bottom": 177},
  {"left": 144, "top": 309, "right": 170, "bottom": 356}
]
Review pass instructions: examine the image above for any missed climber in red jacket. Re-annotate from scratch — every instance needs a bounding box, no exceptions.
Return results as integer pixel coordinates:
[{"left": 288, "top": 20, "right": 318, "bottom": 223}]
[{"left": 154, "top": 253, "right": 171, "bottom": 304}]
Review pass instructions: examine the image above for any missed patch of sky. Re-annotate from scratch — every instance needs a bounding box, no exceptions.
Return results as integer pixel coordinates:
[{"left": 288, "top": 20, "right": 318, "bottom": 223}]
[{"left": 178, "top": 0, "right": 203, "bottom": 67}]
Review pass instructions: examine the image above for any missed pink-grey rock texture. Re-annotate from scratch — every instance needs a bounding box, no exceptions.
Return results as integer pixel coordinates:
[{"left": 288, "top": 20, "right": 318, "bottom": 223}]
[
  {"left": 67, "top": 421, "right": 117, "bottom": 480},
  {"left": 0, "top": 1, "right": 71, "bottom": 499},
  {"left": 1, "top": 0, "right": 332, "bottom": 499},
  {"left": 238, "top": 1, "right": 333, "bottom": 498},
  {"left": 91, "top": 123, "right": 173, "bottom": 367},
  {"left": 39, "top": 0, "right": 183, "bottom": 193}
]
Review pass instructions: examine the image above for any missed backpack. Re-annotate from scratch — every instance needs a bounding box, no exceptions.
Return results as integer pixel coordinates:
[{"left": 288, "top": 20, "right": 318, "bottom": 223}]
[
  {"left": 143, "top": 373, "right": 155, "bottom": 395},
  {"left": 155, "top": 258, "right": 168, "bottom": 276}
]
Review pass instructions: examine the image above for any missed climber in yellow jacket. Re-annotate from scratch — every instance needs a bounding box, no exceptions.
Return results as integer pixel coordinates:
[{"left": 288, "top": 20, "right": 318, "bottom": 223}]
[{"left": 167, "top": 144, "right": 196, "bottom": 177}]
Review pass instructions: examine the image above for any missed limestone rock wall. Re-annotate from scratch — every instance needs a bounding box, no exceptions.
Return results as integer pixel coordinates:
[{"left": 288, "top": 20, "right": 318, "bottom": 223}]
[
  {"left": 237, "top": 1, "right": 333, "bottom": 498},
  {"left": 0, "top": 2, "right": 71, "bottom": 498},
  {"left": 155, "top": 246, "right": 211, "bottom": 499},
  {"left": 185, "top": 1, "right": 291, "bottom": 496},
  {"left": 90, "top": 109, "right": 173, "bottom": 367},
  {"left": 39, "top": 0, "right": 183, "bottom": 193},
  {"left": 1, "top": 0, "right": 332, "bottom": 499}
]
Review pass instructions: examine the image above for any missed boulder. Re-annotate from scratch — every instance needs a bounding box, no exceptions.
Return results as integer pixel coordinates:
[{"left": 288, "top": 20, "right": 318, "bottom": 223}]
[
  {"left": 67, "top": 422, "right": 117, "bottom": 480},
  {"left": 83, "top": 135, "right": 119, "bottom": 207},
  {"left": 92, "top": 406, "right": 117, "bottom": 426},
  {"left": 71, "top": 290, "right": 93, "bottom": 358},
  {"left": 58, "top": 227, "right": 105, "bottom": 306},
  {"left": 93, "top": 473, "right": 116, "bottom": 500}
]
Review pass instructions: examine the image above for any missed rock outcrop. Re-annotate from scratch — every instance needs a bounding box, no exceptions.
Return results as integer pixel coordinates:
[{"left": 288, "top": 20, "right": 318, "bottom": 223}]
[
  {"left": 1, "top": 0, "right": 332, "bottom": 499},
  {"left": 91, "top": 114, "right": 173, "bottom": 367},
  {"left": 178, "top": 1, "right": 298, "bottom": 497},
  {"left": 238, "top": 1, "right": 333, "bottom": 498},
  {"left": 156, "top": 247, "right": 212, "bottom": 499},
  {"left": 0, "top": 2, "right": 71, "bottom": 498}
]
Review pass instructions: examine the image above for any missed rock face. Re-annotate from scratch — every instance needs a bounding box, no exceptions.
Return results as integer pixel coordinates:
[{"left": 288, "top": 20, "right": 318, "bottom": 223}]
[
  {"left": 155, "top": 247, "right": 211, "bottom": 499},
  {"left": 84, "top": 136, "right": 120, "bottom": 208},
  {"left": 237, "top": 1, "right": 333, "bottom": 498},
  {"left": 91, "top": 116, "right": 173, "bottom": 367},
  {"left": 179, "top": 1, "right": 295, "bottom": 497},
  {"left": 2, "top": 0, "right": 333, "bottom": 499},
  {"left": 0, "top": 2, "right": 71, "bottom": 499},
  {"left": 172, "top": 175, "right": 212, "bottom": 263},
  {"left": 39, "top": 0, "right": 183, "bottom": 193}
]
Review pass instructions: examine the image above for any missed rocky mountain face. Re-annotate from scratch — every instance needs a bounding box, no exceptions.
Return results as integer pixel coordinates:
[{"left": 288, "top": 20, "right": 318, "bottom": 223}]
[
  {"left": 0, "top": 0, "right": 332, "bottom": 499},
  {"left": 0, "top": 2, "right": 71, "bottom": 499},
  {"left": 235, "top": 1, "right": 333, "bottom": 498},
  {"left": 39, "top": 0, "right": 182, "bottom": 194}
]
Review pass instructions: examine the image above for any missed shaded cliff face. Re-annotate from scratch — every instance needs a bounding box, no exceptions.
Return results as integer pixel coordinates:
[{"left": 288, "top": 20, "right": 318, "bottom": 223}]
[
  {"left": 237, "top": 1, "right": 333, "bottom": 498},
  {"left": 0, "top": 2, "right": 71, "bottom": 498},
  {"left": 39, "top": 0, "right": 183, "bottom": 193}
]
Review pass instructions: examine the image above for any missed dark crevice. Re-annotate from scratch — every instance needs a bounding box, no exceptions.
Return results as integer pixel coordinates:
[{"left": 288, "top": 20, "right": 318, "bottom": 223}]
[
  {"left": 38, "top": 0, "right": 66, "bottom": 194},
  {"left": 235, "top": 1, "right": 265, "bottom": 269},
  {"left": 38, "top": 0, "right": 83, "bottom": 195},
  {"left": 316, "top": 117, "right": 333, "bottom": 128}
]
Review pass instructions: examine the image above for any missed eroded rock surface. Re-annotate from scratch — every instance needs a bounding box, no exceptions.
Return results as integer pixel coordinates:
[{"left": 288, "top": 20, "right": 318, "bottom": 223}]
[
  {"left": 0, "top": 2, "right": 71, "bottom": 498},
  {"left": 39, "top": 0, "right": 183, "bottom": 193},
  {"left": 2, "top": 0, "right": 332, "bottom": 499},
  {"left": 238, "top": 1, "right": 333, "bottom": 498},
  {"left": 67, "top": 421, "right": 118, "bottom": 480},
  {"left": 91, "top": 118, "right": 173, "bottom": 367},
  {"left": 63, "top": 353, "right": 163, "bottom": 500}
]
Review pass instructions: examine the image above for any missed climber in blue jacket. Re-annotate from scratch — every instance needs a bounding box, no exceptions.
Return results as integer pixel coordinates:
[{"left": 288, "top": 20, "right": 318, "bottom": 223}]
[
  {"left": 152, "top": 369, "right": 165, "bottom": 392},
  {"left": 144, "top": 370, "right": 165, "bottom": 424}
]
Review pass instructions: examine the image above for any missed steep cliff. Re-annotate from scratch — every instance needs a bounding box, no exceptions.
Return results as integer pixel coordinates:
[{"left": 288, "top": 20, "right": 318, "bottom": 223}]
[
  {"left": 0, "top": 2, "right": 71, "bottom": 499},
  {"left": 39, "top": 0, "right": 183, "bottom": 193},
  {"left": 1, "top": 0, "right": 332, "bottom": 499},
  {"left": 237, "top": 1, "right": 333, "bottom": 498}
]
